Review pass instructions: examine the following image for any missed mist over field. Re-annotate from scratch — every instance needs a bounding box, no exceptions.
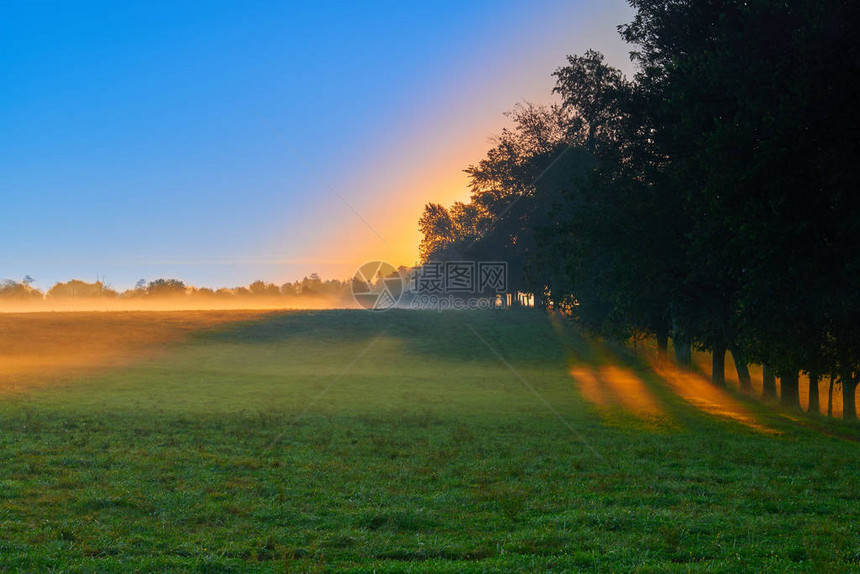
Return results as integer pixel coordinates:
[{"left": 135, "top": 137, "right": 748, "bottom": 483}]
[{"left": 0, "top": 296, "right": 353, "bottom": 314}]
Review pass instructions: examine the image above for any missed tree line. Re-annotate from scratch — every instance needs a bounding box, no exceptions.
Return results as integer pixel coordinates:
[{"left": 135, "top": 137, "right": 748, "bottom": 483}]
[
  {"left": 0, "top": 274, "right": 352, "bottom": 300},
  {"left": 418, "top": 0, "right": 860, "bottom": 418}
]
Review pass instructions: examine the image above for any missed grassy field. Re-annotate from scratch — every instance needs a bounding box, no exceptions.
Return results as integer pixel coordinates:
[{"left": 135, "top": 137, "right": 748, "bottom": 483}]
[{"left": 0, "top": 309, "right": 859, "bottom": 572}]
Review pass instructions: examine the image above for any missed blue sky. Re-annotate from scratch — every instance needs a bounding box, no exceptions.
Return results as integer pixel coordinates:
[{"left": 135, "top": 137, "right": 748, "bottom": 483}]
[{"left": 1, "top": 0, "right": 635, "bottom": 291}]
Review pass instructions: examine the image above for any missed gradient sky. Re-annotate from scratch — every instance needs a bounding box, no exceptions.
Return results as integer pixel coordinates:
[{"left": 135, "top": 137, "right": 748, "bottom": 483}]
[{"left": 2, "top": 0, "right": 635, "bottom": 291}]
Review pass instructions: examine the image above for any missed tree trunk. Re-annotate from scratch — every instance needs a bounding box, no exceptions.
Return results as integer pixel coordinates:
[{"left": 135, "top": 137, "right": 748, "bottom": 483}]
[
  {"left": 780, "top": 371, "right": 800, "bottom": 410},
  {"left": 762, "top": 364, "right": 777, "bottom": 401},
  {"left": 827, "top": 374, "right": 834, "bottom": 417},
  {"left": 730, "top": 346, "right": 752, "bottom": 393},
  {"left": 712, "top": 341, "right": 726, "bottom": 387},
  {"left": 675, "top": 340, "right": 692, "bottom": 369},
  {"left": 843, "top": 373, "right": 857, "bottom": 421},
  {"left": 807, "top": 372, "right": 820, "bottom": 415},
  {"left": 671, "top": 319, "right": 691, "bottom": 370},
  {"left": 656, "top": 328, "right": 669, "bottom": 363}
]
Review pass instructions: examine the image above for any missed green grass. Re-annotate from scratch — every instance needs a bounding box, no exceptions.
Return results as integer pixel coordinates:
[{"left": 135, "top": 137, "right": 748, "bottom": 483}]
[{"left": 1, "top": 309, "right": 859, "bottom": 572}]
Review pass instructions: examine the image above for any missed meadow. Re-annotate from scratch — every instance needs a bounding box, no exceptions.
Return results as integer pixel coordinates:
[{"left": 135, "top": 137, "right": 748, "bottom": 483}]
[{"left": 0, "top": 309, "right": 858, "bottom": 572}]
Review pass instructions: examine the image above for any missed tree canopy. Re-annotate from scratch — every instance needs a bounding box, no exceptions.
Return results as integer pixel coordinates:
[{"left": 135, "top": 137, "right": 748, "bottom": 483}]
[{"left": 417, "top": 0, "right": 860, "bottom": 418}]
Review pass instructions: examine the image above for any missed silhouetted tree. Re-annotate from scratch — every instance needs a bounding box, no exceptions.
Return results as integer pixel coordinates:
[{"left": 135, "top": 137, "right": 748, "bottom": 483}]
[
  {"left": 47, "top": 279, "right": 117, "bottom": 298},
  {"left": 0, "top": 279, "right": 43, "bottom": 300},
  {"left": 146, "top": 278, "right": 187, "bottom": 297}
]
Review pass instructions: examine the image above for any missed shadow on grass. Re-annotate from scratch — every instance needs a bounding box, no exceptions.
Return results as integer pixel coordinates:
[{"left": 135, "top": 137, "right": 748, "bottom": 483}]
[{"left": 198, "top": 309, "right": 568, "bottom": 368}]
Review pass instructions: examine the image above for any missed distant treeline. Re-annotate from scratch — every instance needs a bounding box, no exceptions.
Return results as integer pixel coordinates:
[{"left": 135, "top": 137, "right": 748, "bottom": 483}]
[
  {"left": 419, "top": 1, "right": 860, "bottom": 418},
  {"left": 0, "top": 274, "right": 352, "bottom": 300}
]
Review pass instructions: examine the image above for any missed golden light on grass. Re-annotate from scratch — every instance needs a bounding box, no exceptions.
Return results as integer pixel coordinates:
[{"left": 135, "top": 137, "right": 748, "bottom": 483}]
[
  {"left": 569, "top": 363, "right": 667, "bottom": 424},
  {"left": 598, "top": 365, "right": 665, "bottom": 418},
  {"left": 569, "top": 365, "right": 613, "bottom": 409},
  {"left": 556, "top": 313, "right": 776, "bottom": 432},
  {"left": 649, "top": 358, "right": 779, "bottom": 434}
]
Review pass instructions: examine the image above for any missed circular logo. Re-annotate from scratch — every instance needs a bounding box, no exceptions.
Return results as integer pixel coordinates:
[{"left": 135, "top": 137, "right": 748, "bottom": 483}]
[{"left": 351, "top": 261, "right": 404, "bottom": 311}]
